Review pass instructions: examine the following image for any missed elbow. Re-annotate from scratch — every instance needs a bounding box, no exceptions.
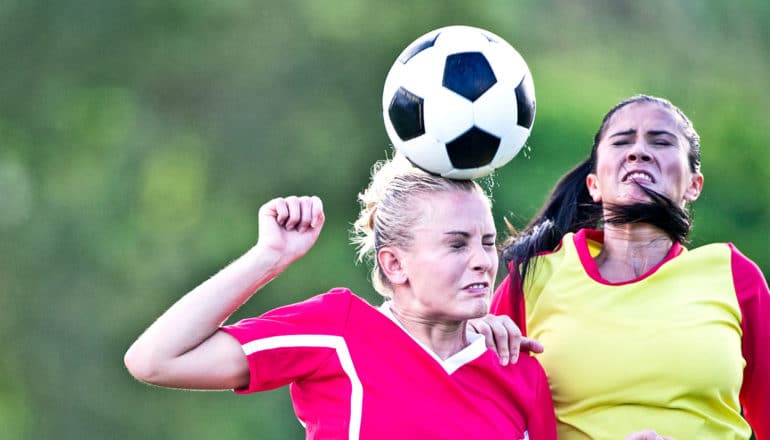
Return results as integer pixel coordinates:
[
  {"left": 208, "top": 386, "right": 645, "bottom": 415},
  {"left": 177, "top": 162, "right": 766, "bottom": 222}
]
[{"left": 124, "top": 344, "right": 163, "bottom": 384}]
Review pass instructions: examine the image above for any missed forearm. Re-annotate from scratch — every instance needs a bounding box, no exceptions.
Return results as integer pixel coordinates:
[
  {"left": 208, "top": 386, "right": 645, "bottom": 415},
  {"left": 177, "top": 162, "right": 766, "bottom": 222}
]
[
  {"left": 124, "top": 244, "right": 286, "bottom": 377},
  {"left": 125, "top": 196, "right": 324, "bottom": 389}
]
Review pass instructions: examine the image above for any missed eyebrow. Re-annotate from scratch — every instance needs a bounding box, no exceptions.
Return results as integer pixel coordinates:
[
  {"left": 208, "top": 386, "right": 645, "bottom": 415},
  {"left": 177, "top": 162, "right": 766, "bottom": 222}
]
[
  {"left": 608, "top": 129, "right": 636, "bottom": 138},
  {"left": 646, "top": 130, "right": 676, "bottom": 137},
  {"left": 444, "top": 231, "right": 496, "bottom": 240},
  {"left": 609, "top": 128, "right": 677, "bottom": 138}
]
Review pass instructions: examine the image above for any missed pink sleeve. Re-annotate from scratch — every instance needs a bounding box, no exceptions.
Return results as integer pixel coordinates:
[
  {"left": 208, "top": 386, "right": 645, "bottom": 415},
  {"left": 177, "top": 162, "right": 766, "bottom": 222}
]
[
  {"left": 730, "top": 244, "right": 770, "bottom": 440},
  {"left": 490, "top": 263, "right": 527, "bottom": 335},
  {"left": 220, "top": 289, "right": 352, "bottom": 393}
]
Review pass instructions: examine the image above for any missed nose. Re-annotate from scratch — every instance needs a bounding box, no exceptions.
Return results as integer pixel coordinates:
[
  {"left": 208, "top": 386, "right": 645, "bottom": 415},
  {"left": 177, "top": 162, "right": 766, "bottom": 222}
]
[
  {"left": 471, "top": 243, "right": 495, "bottom": 272},
  {"left": 626, "top": 142, "right": 653, "bottom": 163}
]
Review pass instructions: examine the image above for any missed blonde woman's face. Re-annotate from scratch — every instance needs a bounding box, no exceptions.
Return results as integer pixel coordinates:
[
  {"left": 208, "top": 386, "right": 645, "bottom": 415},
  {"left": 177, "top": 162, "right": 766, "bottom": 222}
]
[{"left": 394, "top": 189, "right": 498, "bottom": 322}]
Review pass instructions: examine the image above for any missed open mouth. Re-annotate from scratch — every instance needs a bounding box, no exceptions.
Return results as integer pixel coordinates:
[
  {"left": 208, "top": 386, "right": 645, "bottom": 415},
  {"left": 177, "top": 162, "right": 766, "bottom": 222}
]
[
  {"left": 463, "top": 282, "right": 490, "bottom": 295},
  {"left": 622, "top": 171, "right": 655, "bottom": 183}
]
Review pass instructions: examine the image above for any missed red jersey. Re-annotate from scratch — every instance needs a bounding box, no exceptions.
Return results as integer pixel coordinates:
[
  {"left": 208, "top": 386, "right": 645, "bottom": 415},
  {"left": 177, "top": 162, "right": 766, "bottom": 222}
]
[{"left": 222, "top": 288, "right": 556, "bottom": 439}]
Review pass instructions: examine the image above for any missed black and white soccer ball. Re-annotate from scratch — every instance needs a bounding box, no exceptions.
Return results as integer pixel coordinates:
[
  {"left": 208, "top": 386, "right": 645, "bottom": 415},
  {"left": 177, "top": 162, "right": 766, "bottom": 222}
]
[{"left": 382, "top": 25, "right": 536, "bottom": 179}]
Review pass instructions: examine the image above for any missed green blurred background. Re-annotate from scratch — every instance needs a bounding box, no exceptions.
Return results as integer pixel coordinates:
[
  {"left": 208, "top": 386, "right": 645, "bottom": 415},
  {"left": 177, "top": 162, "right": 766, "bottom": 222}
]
[{"left": 1, "top": 1, "right": 767, "bottom": 438}]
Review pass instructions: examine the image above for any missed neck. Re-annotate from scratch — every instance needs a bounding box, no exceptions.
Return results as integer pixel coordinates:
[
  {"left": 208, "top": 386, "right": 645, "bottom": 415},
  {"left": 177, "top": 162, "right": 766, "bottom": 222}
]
[
  {"left": 595, "top": 223, "right": 674, "bottom": 282},
  {"left": 388, "top": 303, "right": 469, "bottom": 360}
]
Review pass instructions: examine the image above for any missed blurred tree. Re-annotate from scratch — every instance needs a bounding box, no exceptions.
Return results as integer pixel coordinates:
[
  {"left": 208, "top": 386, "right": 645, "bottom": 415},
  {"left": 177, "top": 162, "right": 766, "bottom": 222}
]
[{"left": 0, "top": 0, "right": 767, "bottom": 438}]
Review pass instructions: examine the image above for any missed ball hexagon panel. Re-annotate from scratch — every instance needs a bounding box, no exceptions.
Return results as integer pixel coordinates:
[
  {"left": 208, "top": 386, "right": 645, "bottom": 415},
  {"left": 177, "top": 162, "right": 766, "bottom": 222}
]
[
  {"left": 383, "top": 47, "right": 443, "bottom": 110},
  {"left": 423, "top": 88, "right": 474, "bottom": 143},
  {"left": 443, "top": 164, "right": 494, "bottom": 180},
  {"left": 433, "top": 26, "right": 493, "bottom": 54},
  {"left": 401, "top": 134, "right": 454, "bottom": 175},
  {"left": 393, "top": 47, "right": 445, "bottom": 100},
  {"left": 397, "top": 32, "right": 440, "bottom": 64},
  {"left": 472, "top": 82, "right": 518, "bottom": 137},
  {"left": 493, "top": 124, "right": 531, "bottom": 165},
  {"left": 481, "top": 41, "right": 528, "bottom": 87}
]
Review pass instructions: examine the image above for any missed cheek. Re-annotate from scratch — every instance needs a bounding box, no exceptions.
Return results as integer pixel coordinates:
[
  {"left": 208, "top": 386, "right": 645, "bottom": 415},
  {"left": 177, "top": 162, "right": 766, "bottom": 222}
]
[
  {"left": 589, "top": 160, "right": 610, "bottom": 185},
  {"left": 596, "top": 157, "right": 618, "bottom": 178},
  {"left": 424, "top": 260, "right": 461, "bottom": 284},
  {"left": 663, "top": 160, "right": 689, "bottom": 186},
  {"left": 490, "top": 252, "right": 499, "bottom": 273},
  {"left": 442, "top": 258, "right": 472, "bottom": 286}
]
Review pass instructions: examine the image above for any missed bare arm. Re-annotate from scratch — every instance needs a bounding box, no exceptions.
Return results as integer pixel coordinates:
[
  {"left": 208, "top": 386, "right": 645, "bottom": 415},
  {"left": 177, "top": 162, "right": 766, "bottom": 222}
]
[{"left": 124, "top": 196, "right": 325, "bottom": 390}]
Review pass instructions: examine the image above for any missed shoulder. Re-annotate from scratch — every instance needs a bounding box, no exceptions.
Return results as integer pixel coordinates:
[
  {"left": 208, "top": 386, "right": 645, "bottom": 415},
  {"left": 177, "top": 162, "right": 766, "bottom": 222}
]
[
  {"left": 483, "top": 352, "right": 548, "bottom": 385},
  {"left": 725, "top": 243, "right": 765, "bottom": 277},
  {"left": 687, "top": 242, "right": 768, "bottom": 302},
  {"left": 268, "top": 288, "right": 369, "bottom": 321},
  {"left": 298, "top": 287, "right": 360, "bottom": 309},
  {"left": 510, "top": 231, "right": 578, "bottom": 277},
  {"left": 693, "top": 242, "right": 767, "bottom": 283},
  {"left": 513, "top": 352, "right": 548, "bottom": 377},
  {"left": 524, "top": 231, "right": 585, "bottom": 284},
  {"left": 725, "top": 243, "right": 769, "bottom": 303},
  {"left": 496, "top": 353, "right": 552, "bottom": 403},
  {"left": 223, "top": 288, "right": 367, "bottom": 339}
]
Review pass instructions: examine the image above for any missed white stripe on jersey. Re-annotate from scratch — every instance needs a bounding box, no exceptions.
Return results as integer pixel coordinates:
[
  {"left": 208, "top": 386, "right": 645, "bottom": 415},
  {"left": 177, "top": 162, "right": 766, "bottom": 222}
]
[{"left": 242, "top": 335, "right": 363, "bottom": 440}]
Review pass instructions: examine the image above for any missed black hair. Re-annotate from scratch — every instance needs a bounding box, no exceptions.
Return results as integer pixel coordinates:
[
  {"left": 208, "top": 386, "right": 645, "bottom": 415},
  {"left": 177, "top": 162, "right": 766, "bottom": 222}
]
[{"left": 502, "top": 95, "right": 701, "bottom": 285}]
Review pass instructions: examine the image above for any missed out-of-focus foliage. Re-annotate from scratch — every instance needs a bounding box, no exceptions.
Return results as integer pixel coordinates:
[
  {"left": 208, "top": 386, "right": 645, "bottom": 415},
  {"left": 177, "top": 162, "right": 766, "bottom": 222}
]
[{"left": 1, "top": 1, "right": 767, "bottom": 439}]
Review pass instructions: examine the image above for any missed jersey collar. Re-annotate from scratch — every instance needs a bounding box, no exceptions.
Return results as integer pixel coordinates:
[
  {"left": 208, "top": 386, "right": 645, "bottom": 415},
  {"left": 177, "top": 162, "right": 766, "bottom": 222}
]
[
  {"left": 377, "top": 302, "right": 487, "bottom": 375},
  {"left": 575, "top": 228, "right": 685, "bottom": 285}
]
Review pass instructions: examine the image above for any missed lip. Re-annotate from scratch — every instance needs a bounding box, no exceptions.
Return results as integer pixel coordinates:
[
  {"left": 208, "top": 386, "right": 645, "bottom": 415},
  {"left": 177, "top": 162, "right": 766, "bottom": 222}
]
[
  {"left": 621, "top": 170, "right": 655, "bottom": 184},
  {"left": 463, "top": 282, "right": 490, "bottom": 295}
]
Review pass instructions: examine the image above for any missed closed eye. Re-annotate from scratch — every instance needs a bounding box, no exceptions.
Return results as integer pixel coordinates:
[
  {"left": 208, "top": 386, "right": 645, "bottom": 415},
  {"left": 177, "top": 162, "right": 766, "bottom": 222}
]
[
  {"left": 647, "top": 130, "right": 677, "bottom": 146},
  {"left": 446, "top": 232, "right": 496, "bottom": 250}
]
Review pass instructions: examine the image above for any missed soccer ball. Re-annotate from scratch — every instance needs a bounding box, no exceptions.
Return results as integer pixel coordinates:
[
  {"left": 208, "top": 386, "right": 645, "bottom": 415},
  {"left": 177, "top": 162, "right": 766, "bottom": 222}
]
[{"left": 382, "top": 25, "right": 536, "bottom": 179}]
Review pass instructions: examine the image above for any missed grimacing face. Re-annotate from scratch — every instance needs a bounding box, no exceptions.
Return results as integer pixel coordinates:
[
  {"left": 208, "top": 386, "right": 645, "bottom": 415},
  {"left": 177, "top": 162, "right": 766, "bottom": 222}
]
[
  {"left": 381, "top": 189, "right": 498, "bottom": 322},
  {"left": 586, "top": 101, "right": 703, "bottom": 208}
]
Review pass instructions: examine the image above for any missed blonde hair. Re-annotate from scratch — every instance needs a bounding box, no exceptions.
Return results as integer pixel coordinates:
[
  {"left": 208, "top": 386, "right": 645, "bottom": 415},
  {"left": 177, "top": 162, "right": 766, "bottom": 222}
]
[{"left": 351, "top": 154, "right": 489, "bottom": 297}]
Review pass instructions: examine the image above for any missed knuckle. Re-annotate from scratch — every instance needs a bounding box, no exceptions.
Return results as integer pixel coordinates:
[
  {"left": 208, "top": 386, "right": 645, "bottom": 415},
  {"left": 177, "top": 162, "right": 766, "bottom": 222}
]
[
  {"left": 492, "top": 327, "right": 508, "bottom": 339},
  {"left": 477, "top": 325, "right": 493, "bottom": 336}
]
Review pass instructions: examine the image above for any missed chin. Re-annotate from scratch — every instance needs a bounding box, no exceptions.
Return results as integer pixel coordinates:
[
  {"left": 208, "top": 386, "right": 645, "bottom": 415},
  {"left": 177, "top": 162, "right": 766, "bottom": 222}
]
[
  {"left": 615, "top": 193, "right": 651, "bottom": 205},
  {"left": 464, "top": 298, "right": 489, "bottom": 319}
]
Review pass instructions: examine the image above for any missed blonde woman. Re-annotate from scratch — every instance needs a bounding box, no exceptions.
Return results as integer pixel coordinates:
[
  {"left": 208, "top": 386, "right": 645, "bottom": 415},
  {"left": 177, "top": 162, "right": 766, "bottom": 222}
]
[{"left": 125, "top": 156, "right": 557, "bottom": 439}]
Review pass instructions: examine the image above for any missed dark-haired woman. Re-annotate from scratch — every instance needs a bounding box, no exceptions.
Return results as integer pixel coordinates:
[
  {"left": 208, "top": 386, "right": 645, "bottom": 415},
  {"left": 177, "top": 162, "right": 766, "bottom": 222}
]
[{"left": 491, "top": 95, "right": 769, "bottom": 439}]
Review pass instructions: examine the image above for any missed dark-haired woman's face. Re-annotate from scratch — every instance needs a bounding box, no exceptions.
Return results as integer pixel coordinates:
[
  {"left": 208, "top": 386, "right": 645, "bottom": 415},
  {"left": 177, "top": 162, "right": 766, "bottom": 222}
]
[{"left": 586, "top": 102, "right": 703, "bottom": 208}]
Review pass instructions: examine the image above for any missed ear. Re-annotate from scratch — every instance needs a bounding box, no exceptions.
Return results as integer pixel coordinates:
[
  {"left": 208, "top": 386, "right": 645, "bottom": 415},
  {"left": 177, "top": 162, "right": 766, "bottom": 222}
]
[
  {"left": 683, "top": 172, "right": 704, "bottom": 202},
  {"left": 377, "top": 247, "right": 407, "bottom": 285},
  {"left": 586, "top": 173, "right": 602, "bottom": 203}
]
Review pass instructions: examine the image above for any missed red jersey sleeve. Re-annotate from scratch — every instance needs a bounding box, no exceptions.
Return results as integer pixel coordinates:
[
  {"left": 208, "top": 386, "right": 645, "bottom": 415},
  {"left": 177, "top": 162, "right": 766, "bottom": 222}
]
[
  {"left": 491, "top": 263, "right": 527, "bottom": 335},
  {"left": 526, "top": 355, "right": 557, "bottom": 440},
  {"left": 730, "top": 244, "right": 770, "bottom": 440},
  {"left": 220, "top": 288, "right": 353, "bottom": 394}
]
